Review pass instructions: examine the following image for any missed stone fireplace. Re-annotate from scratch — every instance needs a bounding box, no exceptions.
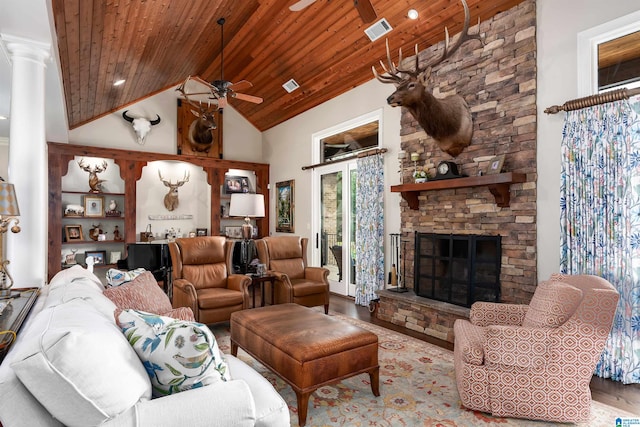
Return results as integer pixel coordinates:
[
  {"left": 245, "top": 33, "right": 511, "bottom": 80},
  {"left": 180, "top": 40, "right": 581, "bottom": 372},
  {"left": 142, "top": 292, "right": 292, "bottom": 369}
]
[{"left": 376, "top": 0, "right": 538, "bottom": 343}]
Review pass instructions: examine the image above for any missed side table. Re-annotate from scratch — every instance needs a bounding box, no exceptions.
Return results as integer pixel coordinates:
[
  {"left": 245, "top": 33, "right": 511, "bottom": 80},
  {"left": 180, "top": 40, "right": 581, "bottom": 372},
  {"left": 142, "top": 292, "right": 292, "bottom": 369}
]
[
  {"left": 247, "top": 274, "right": 276, "bottom": 308},
  {"left": 0, "top": 287, "right": 39, "bottom": 363}
]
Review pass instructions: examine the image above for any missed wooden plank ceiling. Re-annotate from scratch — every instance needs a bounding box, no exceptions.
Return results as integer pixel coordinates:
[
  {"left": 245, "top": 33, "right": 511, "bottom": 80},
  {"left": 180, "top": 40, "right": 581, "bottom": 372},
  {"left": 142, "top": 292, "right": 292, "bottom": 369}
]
[{"left": 52, "top": 0, "right": 525, "bottom": 132}]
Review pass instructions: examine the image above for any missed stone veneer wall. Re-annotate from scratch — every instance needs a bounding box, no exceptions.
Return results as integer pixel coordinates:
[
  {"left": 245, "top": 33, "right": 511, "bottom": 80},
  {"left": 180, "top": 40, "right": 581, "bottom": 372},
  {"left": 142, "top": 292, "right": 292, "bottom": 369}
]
[{"left": 377, "top": 0, "right": 538, "bottom": 341}]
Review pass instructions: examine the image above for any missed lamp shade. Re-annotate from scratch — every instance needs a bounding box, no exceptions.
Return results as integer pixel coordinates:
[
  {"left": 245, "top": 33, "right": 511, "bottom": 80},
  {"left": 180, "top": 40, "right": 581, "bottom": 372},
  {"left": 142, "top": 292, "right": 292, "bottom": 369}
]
[
  {"left": 229, "top": 193, "right": 265, "bottom": 218},
  {"left": 0, "top": 181, "right": 20, "bottom": 216}
]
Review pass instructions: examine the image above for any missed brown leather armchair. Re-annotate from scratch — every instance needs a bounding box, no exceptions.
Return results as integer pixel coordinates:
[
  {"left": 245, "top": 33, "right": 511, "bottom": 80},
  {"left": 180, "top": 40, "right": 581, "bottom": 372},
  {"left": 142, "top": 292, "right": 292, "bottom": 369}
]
[
  {"left": 256, "top": 236, "right": 330, "bottom": 314},
  {"left": 168, "top": 236, "right": 252, "bottom": 324}
]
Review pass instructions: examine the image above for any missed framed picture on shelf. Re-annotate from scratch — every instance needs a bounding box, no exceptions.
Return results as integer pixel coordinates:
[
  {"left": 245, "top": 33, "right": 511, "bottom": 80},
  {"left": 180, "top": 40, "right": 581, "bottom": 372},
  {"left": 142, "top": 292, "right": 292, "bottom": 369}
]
[
  {"left": 225, "top": 226, "right": 242, "bottom": 239},
  {"left": 84, "top": 195, "right": 104, "bottom": 217},
  {"left": 64, "top": 224, "right": 83, "bottom": 242},
  {"left": 85, "top": 250, "right": 106, "bottom": 266},
  {"left": 196, "top": 228, "right": 208, "bottom": 236},
  {"left": 276, "top": 180, "right": 295, "bottom": 233},
  {"left": 485, "top": 155, "right": 505, "bottom": 175},
  {"left": 224, "top": 176, "right": 250, "bottom": 194}
]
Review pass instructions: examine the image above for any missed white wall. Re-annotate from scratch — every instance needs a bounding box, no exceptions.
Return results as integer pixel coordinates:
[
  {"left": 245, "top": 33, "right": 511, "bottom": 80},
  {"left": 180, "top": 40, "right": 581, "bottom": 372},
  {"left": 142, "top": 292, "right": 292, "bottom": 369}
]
[
  {"left": 262, "top": 79, "right": 402, "bottom": 271},
  {"left": 536, "top": 0, "right": 640, "bottom": 280},
  {"left": 67, "top": 87, "right": 263, "bottom": 163},
  {"left": 0, "top": 138, "right": 7, "bottom": 178}
]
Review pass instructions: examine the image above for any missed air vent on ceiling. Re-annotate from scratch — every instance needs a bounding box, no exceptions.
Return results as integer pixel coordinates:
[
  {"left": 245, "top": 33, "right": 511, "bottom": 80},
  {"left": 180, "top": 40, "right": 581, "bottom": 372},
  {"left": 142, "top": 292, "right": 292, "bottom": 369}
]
[
  {"left": 282, "top": 79, "right": 300, "bottom": 93},
  {"left": 364, "top": 18, "right": 392, "bottom": 42}
]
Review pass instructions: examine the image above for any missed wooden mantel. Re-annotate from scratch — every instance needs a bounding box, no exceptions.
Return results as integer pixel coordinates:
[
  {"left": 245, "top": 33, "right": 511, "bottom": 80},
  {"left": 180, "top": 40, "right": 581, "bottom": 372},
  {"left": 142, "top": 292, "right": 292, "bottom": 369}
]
[{"left": 390, "top": 172, "right": 527, "bottom": 209}]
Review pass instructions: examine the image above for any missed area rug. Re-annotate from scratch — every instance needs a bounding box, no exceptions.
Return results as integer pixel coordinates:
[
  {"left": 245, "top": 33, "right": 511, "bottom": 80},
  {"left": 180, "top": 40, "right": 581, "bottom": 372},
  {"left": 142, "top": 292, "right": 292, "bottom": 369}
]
[{"left": 210, "top": 312, "right": 635, "bottom": 427}]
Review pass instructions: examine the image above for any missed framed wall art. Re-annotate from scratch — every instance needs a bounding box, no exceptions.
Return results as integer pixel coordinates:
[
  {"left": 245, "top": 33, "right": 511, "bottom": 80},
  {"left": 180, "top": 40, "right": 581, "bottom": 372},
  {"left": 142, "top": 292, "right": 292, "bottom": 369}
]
[
  {"left": 84, "top": 195, "right": 104, "bottom": 217},
  {"left": 276, "top": 180, "right": 295, "bottom": 233},
  {"left": 64, "top": 224, "right": 83, "bottom": 242}
]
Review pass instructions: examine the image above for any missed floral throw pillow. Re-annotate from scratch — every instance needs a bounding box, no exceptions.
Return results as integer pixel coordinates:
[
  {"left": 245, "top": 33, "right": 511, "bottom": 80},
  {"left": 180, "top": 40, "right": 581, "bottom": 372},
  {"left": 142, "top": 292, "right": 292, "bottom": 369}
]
[{"left": 117, "top": 309, "right": 229, "bottom": 397}]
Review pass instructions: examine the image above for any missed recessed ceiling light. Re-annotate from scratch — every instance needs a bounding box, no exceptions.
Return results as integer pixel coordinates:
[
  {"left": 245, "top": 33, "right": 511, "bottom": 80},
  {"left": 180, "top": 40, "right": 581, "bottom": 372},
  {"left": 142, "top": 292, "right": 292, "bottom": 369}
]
[
  {"left": 408, "top": 9, "right": 419, "bottom": 19},
  {"left": 113, "top": 79, "right": 126, "bottom": 86}
]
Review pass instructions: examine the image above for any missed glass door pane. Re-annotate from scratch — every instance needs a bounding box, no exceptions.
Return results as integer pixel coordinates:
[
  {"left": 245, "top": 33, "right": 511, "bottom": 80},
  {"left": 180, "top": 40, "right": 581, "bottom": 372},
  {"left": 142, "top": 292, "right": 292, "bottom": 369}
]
[{"left": 321, "top": 170, "right": 342, "bottom": 286}]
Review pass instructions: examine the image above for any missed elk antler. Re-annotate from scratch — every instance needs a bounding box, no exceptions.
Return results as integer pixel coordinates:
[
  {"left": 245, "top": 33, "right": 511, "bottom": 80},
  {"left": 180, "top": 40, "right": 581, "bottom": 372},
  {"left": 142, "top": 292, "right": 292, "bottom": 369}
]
[
  {"left": 78, "top": 158, "right": 108, "bottom": 173},
  {"left": 372, "top": 0, "right": 482, "bottom": 84},
  {"left": 158, "top": 170, "right": 190, "bottom": 188},
  {"left": 176, "top": 76, "right": 220, "bottom": 114}
]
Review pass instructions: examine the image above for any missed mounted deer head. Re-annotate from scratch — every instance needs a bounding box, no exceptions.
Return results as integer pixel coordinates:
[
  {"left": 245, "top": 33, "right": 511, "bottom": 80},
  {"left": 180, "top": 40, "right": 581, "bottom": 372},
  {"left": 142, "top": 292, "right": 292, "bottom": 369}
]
[
  {"left": 158, "top": 170, "right": 190, "bottom": 211},
  {"left": 372, "top": 0, "right": 482, "bottom": 157},
  {"left": 176, "top": 78, "right": 219, "bottom": 153},
  {"left": 122, "top": 110, "right": 161, "bottom": 145},
  {"left": 78, "top": 158, "right": 108, "bottom": 193}
]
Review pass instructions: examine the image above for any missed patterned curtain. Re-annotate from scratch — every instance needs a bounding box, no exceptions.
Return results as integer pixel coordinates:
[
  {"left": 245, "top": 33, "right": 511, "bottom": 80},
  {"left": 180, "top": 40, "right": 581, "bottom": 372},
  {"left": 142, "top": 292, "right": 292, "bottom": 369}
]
[
  {"left": 559, "top": 95, "right": 640, "bottom": 384},
  {"left": 355, "top": 154, "right": 384, "bottom": 306}
]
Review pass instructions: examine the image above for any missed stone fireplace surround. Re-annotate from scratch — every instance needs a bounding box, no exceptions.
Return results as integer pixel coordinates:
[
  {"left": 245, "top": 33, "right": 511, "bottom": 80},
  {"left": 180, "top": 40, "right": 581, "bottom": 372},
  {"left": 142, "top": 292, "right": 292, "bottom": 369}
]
[{"left": 376, "top": 0, "right": 537, "bottom": 343}]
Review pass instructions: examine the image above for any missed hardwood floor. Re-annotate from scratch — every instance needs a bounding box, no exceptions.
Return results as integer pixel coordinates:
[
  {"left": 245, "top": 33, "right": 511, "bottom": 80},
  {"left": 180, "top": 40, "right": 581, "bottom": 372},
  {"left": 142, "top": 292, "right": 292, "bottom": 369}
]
[{"left": 329, "top": 294, "right": 640, "bottom": 416}]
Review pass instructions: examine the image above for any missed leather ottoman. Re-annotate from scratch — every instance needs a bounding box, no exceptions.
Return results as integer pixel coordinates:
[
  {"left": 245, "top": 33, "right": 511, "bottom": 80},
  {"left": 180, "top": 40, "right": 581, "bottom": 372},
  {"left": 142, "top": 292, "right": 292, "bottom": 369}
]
[{"left": 230, "top": 303, "right": 379, "bottom": 426}]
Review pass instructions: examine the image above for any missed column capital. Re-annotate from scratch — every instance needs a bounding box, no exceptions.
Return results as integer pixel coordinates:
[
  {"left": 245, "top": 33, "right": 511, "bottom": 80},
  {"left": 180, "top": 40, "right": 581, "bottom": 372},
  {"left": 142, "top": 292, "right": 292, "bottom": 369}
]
[{"left": 0, "top": 33, "right": 50, "bottom": 66}]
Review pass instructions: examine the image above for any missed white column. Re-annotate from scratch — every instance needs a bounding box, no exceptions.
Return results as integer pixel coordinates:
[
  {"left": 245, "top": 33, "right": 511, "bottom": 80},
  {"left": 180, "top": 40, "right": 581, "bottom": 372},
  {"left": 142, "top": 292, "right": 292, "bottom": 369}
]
[{"left": 1, "top": 34, "right": 51, "bottom": 287}]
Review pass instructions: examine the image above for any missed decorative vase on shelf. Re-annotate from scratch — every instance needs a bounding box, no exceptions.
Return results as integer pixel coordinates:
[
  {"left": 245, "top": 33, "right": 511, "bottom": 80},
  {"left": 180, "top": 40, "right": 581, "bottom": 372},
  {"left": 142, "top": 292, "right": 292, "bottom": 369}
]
[{"left": 413, "top": 170, "right": 428, "bottom": 183}]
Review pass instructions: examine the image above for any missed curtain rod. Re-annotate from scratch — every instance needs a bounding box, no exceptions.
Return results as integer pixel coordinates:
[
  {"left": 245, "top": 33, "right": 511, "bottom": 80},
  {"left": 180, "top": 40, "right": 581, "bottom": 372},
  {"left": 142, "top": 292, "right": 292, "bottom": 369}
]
[
  {"left": 544, "top": 87, "right": 640, "bottom": 114},
  {"left": 301, "top": 148, "right": 388, "bottom": 171}
]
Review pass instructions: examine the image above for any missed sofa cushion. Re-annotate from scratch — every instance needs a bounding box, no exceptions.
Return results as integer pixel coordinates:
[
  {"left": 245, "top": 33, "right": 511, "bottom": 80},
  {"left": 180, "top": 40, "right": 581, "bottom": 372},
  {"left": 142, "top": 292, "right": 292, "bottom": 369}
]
[
  {"left": 522, "top": 281, "right": 583, "bottom": 328},
  {"left": 104, "top": 270, "right": 172, "bottom": 313},
  {"left": 10, "top": 298, "right": 152, "bottom": 427},
  {"left": 117, "top": 309, "right": 230, "bottom": 397}
]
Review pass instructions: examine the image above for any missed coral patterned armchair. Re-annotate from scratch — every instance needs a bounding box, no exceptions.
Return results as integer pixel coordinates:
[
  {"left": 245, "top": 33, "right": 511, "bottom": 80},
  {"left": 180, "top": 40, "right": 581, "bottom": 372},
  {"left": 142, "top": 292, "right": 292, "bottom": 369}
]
[
  {"left": 256, "top": 236, "right": 330, "bottom": 314},
  {"left": 453, "top": 274, "right": 619, "bottom": 423},
  {"left": 169, "top": 236, "right": 251, "bottom": 324}
]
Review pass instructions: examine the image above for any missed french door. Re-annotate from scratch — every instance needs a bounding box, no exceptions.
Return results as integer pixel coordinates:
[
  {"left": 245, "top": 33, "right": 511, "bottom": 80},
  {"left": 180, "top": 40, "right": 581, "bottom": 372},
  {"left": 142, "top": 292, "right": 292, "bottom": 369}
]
[{"left": 313, "top": 161, "right": 357, "bottom": 296}]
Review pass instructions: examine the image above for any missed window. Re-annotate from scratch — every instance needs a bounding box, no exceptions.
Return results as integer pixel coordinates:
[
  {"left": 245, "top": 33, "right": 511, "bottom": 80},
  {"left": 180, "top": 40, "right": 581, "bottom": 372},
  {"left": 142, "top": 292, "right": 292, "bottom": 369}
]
[{"left": 577, "top": 10, "right": 640, "bottom": 95}]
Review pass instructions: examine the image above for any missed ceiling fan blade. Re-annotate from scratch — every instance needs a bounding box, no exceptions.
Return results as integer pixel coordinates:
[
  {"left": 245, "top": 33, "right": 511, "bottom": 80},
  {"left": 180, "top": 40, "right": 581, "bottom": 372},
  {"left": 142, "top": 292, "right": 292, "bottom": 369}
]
[
  {"left": 289, "top": 0, "right": 317, "bottom": 12},
  {"left": 229, "top": 80, "right": 253, "bottom": 92},
  {"left": 353, "top": 0, "right": 377, "bottom": 23},
  {"left": 233, "top": 93, "right": 263, "bottom": 104}
]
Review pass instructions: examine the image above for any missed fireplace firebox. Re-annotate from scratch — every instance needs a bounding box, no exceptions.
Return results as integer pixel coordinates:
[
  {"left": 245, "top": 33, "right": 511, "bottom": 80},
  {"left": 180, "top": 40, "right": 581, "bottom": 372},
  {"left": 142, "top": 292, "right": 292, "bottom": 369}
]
[{"left": 414, "top": 233, "right": 501, "bottom": 308}]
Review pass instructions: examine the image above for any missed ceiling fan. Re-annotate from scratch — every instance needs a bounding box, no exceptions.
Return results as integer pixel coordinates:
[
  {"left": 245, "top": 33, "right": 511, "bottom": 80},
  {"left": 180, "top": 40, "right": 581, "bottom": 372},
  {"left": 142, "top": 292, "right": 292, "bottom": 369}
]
[
  {"left": 208, "top": 18, "right": 263, "bottom": 109},
  {"left": 289, "top": 0, "right": 377, "bottom": 23}
]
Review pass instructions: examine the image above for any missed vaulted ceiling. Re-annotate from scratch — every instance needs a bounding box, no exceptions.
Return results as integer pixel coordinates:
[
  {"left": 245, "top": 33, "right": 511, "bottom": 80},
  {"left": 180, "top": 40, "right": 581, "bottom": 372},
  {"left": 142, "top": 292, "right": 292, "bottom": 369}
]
[{"left": 51, "top": 0, "right": 526, "bottom": 132}]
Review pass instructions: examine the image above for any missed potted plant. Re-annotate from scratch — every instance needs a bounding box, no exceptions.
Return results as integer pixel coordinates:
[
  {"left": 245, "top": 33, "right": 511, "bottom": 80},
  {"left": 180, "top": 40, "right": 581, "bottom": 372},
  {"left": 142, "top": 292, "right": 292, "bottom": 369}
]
[{"left": 413, "top": 170, "right": 428, "bottom": 183}]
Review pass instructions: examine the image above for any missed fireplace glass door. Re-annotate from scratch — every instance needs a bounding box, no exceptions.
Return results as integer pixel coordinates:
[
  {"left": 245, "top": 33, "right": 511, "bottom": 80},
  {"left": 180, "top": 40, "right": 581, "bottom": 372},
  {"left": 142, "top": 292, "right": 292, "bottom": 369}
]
[{"left": 414, "top": 233, "right": 501, "bottom": 307}]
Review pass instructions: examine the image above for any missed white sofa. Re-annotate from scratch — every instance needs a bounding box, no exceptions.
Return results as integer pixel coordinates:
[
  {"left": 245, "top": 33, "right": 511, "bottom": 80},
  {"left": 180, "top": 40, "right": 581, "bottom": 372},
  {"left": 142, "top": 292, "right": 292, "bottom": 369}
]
[{"left": 0, "top": 266, "right": 290, "bottom": 427}]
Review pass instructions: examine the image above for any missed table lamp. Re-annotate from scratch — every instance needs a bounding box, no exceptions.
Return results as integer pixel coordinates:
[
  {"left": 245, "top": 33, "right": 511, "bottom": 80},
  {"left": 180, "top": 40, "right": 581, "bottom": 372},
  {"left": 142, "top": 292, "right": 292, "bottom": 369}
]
[
  {"left": 229, "top": 193, "right": 265, "bottom": 274},
  {"left": 0, "top": 178, "right": 21, "bottom": 298},
  {"left": 229, "top": 193, "right": 265, "bottom": 240}
]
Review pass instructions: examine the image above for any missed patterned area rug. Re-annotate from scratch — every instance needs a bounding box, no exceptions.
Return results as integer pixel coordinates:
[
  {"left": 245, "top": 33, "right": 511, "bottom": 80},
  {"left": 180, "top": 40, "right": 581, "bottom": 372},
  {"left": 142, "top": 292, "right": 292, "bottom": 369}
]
[{"left": 210, "top": 311, "right": 634, "bottom": 427}]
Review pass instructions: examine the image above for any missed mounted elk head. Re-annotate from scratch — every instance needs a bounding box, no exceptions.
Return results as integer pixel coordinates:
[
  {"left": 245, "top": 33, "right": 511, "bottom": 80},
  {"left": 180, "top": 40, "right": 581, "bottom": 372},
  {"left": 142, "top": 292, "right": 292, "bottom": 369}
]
[
  {"left": 122, "top": 110, "right": 161, "bottom": 145},
  {"left": 78, "top": 158, "right": 108, "bottom": 193},
  {"left": 372, "top": 0, "right": 482, "bottom": 158},
  {"left": 176, "top": 78, "right": 219, "bottom": 153},
  {"left": 158, "top": 170, "right": 190, "bottom": 211}
]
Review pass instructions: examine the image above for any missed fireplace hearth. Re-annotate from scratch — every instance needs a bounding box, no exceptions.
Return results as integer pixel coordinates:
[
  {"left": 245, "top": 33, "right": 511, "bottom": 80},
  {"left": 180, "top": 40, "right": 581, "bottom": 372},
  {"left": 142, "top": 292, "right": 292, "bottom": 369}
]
[{"left": 414, "top": 233, "right": 501, "bottom": 308}]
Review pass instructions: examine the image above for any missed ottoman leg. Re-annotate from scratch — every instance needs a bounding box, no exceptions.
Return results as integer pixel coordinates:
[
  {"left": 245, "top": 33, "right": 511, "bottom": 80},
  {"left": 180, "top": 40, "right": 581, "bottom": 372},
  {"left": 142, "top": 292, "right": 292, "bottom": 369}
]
[
  {"left": 369, "top": 366, "right": 380, "bottom": 396},
  {"left": 296, "top": 390, "right": 312, "bottom": 426},
  {"left": 231, "top": 341, "right": 238, "bottom": 357}
]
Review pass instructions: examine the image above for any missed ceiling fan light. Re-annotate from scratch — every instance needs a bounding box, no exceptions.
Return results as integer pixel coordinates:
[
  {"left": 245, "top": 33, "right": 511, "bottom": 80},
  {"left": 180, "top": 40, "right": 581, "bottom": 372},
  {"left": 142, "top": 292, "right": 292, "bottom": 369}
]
[{"left": 408, "top": 9, "right": 419, "bottom": 20}]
